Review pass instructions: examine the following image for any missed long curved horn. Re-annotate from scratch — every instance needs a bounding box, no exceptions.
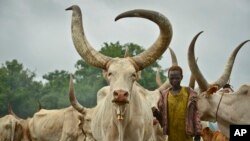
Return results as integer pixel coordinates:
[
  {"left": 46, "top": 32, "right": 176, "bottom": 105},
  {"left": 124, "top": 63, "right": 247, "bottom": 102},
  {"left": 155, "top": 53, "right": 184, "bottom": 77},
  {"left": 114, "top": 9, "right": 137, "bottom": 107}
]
[
  {"left": 212, "top": 40, "right": 250, "bottom": 88},
  {"left": 169, "top": 47, "right": 178, "bottom": 66},
  {"left": 124, "top": 46, "right": 130, "bottom": 57},
  {"left": 8, "top": 103, "right": 15, "bottom": 115},
  {"left": 157, "top": 47, "right": 178, "bottom": 90},
  {"left": 37, "top": 100, "right": 42, "bottom": 111},
  {"left": 115, "top": 9, "right": 173, "bottom": 70},
  {"left": 188, "top": 74, "right": 196, "bottom": 89},
  {"left": 188, "top": 57, "right": 198, "bottom": 89},
  {"left": 66, "top": 5, "right": 112, "bottom": 70},
  {"left": 156, "top": 67, "right": 162, "bottom": 86},
  {"left": 8, "top": 103, "right": 21, "bottom": 120},
  {"left": 188, "top": 31, "right": 209, "bottom": 92},
  {"left": 69, "top": 74, "right": 85, "bottom": 115},
  {"left": 156, "top": 47, "right": 178, "bottom": 87}
]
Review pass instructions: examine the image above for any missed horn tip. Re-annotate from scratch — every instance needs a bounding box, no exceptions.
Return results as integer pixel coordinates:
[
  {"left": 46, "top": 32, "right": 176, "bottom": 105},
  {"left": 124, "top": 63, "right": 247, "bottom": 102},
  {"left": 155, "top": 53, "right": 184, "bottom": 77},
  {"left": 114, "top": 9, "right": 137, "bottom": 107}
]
[
  {"left": 114, "top": 10, "right": 138, "bottom": 21},
  {"left": 114, "top": 16, "right": 121, "bottom": 22},
  {"left": 65, "top": 6, "right": 73, "bottom": 11},
  {"left": 65, "top": 5, "right": 79, "bottom": 11},
  {"left": 193, "top": 31, "right": 204, "bottom": 39},
  {"left": 198, "top": 31, "right": 204, "bottom": 35}
]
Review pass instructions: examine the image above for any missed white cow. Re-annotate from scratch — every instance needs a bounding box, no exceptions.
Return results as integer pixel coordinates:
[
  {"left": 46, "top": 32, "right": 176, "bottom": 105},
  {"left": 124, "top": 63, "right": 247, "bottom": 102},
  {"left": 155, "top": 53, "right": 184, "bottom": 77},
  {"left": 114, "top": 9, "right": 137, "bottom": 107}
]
[
  {"left": 0, "top": 114, "right": 19, "bottom": 141},
  {"left": 0, "top": 105, "right": 31, "bottom": 141},
  {"left": 29, "top": 106, "right": 95, "bottom": 141},
  {"left": 66, "top": 5, "right": 172, "bottom": 141},
  {"left": 187, "top": 31, "right": 250, "bottom": 138}
]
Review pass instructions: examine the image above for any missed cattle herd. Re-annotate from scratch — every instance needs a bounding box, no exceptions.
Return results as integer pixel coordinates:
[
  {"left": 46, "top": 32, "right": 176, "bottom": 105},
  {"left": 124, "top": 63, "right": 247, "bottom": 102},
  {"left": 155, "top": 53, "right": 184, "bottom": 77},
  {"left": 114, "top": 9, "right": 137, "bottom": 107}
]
[{"left": 1, "top": 4, "right": 249, "bottom": 141}]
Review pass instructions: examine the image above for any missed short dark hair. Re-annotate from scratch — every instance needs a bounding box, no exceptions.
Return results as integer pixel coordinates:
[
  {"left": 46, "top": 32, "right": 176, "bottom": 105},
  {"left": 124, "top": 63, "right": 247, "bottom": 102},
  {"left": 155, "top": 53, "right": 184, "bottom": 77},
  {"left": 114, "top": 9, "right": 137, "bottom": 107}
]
[{"left": 168, "top": 65, "right": 183, "bottom": 76}]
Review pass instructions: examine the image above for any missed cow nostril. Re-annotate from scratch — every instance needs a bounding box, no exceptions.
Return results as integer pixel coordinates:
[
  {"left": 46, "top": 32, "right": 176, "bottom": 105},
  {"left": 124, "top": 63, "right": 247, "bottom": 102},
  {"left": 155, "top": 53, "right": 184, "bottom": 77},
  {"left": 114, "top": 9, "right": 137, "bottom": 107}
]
[
  {"left": 113, "top": 91, "right": 118, "bottom": 96},
  {"left": 124, "top": 92, "right": 128, "bottom": 97}
]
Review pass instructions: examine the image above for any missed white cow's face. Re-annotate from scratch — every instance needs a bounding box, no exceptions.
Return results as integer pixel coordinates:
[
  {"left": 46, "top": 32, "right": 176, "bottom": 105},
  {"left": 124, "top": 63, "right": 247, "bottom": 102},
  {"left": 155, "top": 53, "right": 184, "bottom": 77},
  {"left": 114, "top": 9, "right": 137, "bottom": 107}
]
[
  {"left": 197, "top": 91, "right": 218, "bottom": 121},
  {"left": 198, "top": 92, "right": 211, "bottom": 120},
  {"left": 105, "top": 58, "right": 139, "bottom": 105}
]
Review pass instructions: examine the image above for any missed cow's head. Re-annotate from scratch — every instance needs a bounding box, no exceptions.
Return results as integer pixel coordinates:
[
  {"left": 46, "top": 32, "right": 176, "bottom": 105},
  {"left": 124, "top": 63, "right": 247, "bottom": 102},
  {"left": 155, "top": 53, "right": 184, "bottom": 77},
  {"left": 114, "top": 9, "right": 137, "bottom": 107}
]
[
  {"left": 187, "top": 31, "right": 249, "bottom": 120},
  {"left": 77, "top": 109, "right": 95, "bottom": 140},
  {"left": 66, "top": 5, "right": 172, "bottom": 107},
  {"left": 196, "top": 85, "right": 220, "bottom": 120}
]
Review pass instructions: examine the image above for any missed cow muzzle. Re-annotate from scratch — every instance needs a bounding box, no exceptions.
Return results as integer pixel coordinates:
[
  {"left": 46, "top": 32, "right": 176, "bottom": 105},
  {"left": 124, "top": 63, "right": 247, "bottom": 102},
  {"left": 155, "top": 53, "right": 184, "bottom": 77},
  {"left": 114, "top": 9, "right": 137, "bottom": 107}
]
[
  {"left": 115, "top": 105, "right": 127, "bottom": 121},
  {"left": 112, "top": 90, "right": 129, "bottom": 105}
]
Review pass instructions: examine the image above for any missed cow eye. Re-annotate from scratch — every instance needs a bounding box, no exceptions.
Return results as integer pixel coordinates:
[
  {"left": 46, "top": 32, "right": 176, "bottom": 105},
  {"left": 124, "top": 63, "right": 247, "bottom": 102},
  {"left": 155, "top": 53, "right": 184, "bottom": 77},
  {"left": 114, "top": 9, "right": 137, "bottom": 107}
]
[
  {"left": 131, "top": 73, "right": 137, "bottom": 78},
  {"left": 108, "top": 72, "right": 112, "bottom": 76}
]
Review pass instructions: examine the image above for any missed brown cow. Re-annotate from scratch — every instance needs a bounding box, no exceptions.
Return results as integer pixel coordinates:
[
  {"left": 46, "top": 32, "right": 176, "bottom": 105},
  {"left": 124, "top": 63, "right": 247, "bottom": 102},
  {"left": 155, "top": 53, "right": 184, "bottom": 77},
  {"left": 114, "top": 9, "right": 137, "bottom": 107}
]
[
  {"left": 201, "top": 127, "right": 228, "bottom": 141},
  {"left": 201, "top": 127, "right": 214, "bottom": 141}
]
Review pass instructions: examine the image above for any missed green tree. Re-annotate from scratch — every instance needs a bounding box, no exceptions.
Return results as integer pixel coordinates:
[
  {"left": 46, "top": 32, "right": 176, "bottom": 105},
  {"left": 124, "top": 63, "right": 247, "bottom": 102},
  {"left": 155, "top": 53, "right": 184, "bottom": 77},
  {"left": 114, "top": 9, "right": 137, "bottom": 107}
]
[
  {"left": 41, "top": 70, "right": 70, "bottom": 109},
  {"left": 74, "top": 59, "right": 107, "bottom": 107},
  {"left": 0, "top": 60, "right": 43, "bottom": 118}
]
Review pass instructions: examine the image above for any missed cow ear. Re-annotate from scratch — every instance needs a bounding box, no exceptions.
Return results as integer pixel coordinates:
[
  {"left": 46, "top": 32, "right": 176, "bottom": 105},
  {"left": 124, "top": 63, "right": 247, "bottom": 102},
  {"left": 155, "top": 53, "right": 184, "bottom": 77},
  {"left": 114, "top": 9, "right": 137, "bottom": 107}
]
[
  {"left": 137, "top": 71, "right": 141, "bottom": 80},
  {"left": 102, "top": 70, "right": 108, "bottom": 80},
  {"left": 77, "top": 115, "right": 84, "bottom": 128},
  {"left": 78, "top": 115, "right": 84, "bottom": 120},
  {"left": 206, "top": 85, "right": 219, "bottom": 95}
]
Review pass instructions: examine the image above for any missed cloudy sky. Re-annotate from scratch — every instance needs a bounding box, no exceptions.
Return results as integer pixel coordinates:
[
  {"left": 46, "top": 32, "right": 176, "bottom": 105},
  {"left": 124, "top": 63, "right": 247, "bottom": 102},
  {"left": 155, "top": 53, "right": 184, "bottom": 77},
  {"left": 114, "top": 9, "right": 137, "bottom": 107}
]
[{"left": 0, "top": 0, "right": 249, "bottom": 89}]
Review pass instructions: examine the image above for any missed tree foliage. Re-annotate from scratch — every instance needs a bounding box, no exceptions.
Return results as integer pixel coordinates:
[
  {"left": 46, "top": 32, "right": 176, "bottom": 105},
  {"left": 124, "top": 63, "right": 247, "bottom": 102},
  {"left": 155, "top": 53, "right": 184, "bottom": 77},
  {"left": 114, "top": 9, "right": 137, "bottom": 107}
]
[
  {"left": 0, "top": 60, "right": 43, "bottom": 118},
  {"left": 74, "top": 59, "right": 106, "bottom": 107},
  {"left": 41, "top": 70, "right": 70, "bottom": 109}
]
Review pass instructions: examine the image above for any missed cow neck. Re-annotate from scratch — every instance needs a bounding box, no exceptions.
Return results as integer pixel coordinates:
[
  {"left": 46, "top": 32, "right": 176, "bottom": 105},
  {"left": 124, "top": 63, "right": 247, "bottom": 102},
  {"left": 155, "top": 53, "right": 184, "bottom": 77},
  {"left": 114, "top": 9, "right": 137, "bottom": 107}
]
[
  {"left": 117, "top": 118, "right": 125, "bottom": 141},
  {"left": 215, "top": 92, "right": 225, "bottom": 121}
]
